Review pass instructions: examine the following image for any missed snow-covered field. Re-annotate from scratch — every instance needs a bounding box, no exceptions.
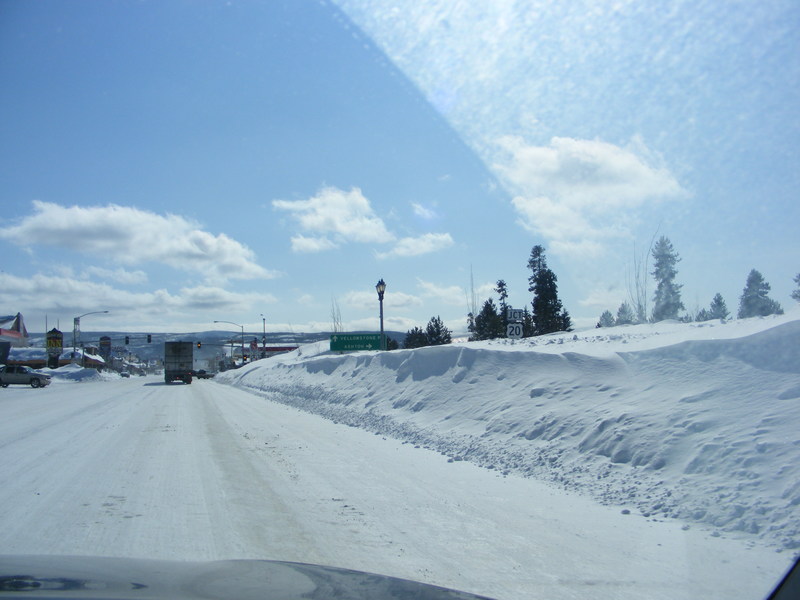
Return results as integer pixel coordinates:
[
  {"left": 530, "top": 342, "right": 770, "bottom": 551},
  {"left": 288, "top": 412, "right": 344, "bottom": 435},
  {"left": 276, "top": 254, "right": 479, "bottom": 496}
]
[{"left": 1, "top": 311, "right": 798, "bottom": 599}]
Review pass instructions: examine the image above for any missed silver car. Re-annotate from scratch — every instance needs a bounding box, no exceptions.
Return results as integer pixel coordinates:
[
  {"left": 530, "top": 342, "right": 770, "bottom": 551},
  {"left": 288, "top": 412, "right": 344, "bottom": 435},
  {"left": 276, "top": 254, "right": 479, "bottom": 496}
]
[{"left": 0, "top": 365, "right": 52, "bottom": 388}]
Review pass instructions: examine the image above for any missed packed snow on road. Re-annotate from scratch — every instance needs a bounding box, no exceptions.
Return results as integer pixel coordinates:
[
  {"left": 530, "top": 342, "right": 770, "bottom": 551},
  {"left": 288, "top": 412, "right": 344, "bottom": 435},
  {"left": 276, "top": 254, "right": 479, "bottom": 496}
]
[{"left": 1, "top": 311, "right": 798, "bottom": 599}]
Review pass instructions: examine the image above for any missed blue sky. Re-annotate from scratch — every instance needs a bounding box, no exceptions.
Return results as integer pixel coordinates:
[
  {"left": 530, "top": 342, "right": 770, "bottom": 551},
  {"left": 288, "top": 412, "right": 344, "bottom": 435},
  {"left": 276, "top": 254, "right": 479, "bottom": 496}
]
[{"left": 1, "top": 0, "right": 798, "bottom": 337}]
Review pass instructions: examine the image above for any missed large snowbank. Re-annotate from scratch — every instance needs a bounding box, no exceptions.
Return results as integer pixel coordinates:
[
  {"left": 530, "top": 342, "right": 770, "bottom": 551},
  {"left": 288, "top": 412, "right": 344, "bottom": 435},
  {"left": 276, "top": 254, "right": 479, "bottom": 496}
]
[{"left": 216, "top": 311, "right": 800, "bottom": 550}]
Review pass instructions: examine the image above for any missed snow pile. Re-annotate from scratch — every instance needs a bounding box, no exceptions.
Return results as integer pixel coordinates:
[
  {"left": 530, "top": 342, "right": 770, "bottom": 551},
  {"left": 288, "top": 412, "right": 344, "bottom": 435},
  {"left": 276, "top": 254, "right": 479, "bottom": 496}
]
[
  {"left": 216, "top": 311, "right": 800, "bottom": 550},
  {"left": 42, "top": 363, "right": 117, "bottom": 383}
]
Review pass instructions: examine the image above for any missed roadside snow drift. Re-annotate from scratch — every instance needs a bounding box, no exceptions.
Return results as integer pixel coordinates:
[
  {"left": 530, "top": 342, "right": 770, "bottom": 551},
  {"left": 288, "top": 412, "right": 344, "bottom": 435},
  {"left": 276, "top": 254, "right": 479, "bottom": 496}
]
[{"left": 216, "top": 313, "right": 800, "bottom": 550}]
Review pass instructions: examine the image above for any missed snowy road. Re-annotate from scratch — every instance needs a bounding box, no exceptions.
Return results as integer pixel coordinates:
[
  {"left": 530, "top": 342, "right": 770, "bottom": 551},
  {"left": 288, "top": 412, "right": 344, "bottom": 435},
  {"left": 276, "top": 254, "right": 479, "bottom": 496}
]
[{"left": 0, "top": 376, "right": 786, "bottom": 599}]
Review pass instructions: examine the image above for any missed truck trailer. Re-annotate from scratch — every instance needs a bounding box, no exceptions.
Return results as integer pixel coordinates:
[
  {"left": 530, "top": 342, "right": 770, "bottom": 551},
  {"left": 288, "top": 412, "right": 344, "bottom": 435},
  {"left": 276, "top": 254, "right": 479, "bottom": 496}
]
[{"left": 164, "top": 341, "right": 194, "bottom": 384}]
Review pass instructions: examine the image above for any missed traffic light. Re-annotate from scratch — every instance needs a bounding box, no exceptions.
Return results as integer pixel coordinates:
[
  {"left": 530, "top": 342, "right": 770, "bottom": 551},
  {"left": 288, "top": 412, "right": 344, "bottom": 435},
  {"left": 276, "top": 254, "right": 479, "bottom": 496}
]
[
  {"left": 147, "top": 334, "right": 152, "bottom": 343},
  {"left": 125, "top": 336, "right": 129, "bottom": 345},
  {"left": 196, "top": 341, "right": 202, "bottom": 349}
]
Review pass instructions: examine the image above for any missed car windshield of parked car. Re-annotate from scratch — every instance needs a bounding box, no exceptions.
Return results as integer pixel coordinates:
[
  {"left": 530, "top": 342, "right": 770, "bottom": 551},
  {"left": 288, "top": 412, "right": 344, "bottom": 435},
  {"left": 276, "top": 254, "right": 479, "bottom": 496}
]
[{"left": 0, "top": 1, "right": 797, "bottom": 599}]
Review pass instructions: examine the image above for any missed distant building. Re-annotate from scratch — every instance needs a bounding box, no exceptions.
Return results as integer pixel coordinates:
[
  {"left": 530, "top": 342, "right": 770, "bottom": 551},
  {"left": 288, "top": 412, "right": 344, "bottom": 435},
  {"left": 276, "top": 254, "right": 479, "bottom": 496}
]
[
  {"left": 0, "top": 313, "right": 29, "bottom": 347},
  {"left": 6, "top": 346, "right": 106, "bottom": 370}
]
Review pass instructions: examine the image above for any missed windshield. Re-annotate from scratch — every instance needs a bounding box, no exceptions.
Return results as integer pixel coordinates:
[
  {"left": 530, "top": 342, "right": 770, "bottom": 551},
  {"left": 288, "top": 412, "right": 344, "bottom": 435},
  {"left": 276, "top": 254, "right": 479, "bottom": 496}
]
[{"left": 0, "top": 1, "right": 797, "bottom": 599}]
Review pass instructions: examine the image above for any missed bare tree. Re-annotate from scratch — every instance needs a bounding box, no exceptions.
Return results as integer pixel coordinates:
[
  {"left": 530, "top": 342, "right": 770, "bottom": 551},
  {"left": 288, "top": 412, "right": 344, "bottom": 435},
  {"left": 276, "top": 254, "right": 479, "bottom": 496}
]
[
  {"left": 465, "top": 265, "right": 479, "bottom": 334},
  {"left": 626, "top": 229, "right": 659, "bottom": 323},
  {"left": 330, "top": 296, "right": 343, "bottom": 333}
]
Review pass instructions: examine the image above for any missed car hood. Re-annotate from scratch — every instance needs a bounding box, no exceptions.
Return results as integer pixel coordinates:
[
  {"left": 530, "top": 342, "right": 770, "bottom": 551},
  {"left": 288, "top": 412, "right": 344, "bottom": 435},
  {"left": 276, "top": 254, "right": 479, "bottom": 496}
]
[{"left": 0, "top": 555, "right": 496, "bottom": 600}]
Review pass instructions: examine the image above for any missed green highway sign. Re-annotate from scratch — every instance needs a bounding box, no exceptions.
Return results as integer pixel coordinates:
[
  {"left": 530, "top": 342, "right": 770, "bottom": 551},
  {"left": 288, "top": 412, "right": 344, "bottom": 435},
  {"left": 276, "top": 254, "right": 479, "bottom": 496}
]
[{"left": 330, "top": 333, "right": 382, "bottom": 352}]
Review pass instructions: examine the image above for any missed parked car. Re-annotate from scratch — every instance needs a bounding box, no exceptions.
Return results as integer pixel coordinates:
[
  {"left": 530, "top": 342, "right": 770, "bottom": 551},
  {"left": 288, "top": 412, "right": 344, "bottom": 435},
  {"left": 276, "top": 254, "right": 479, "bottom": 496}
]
[
  {"left": 120, "top": 371, "right": 131, "bottom": 378},
  {"left": 0, "top": 365, "right": 52, "bottom": 388}
]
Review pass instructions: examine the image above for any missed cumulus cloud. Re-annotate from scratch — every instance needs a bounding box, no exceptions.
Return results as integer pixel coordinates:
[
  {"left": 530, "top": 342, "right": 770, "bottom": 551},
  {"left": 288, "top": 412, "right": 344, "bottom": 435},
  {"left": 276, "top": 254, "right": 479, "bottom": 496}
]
[
  {"left": 0, "top": 201, "right": 277, "bottom": 281},
  {"left": 493, "top": 136, "right": 685, "bottom": 256},
  {"left": 0, "top": 271, "right": 273, "bottom": 319},
  {"left": 342, "top": 289, "right": 423, "bottom": 310},
  {"left": 273, "top": 187, "right": 454, "bottom": 259},
  {"left": 416, "top": 278, "right": 466, "bottom": 305},
  {"left": 273, "top": 186, "right": 395, "bottom": 251},
  {"left": 378, "top": 233, "right": 454, "bottom": 259}
]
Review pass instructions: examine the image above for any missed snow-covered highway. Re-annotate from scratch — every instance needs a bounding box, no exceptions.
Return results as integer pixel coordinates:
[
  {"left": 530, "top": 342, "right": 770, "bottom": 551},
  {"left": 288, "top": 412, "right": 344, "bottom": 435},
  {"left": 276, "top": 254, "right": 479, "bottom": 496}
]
[{"left": 0, "top": 372, "right": 789, "bottom": 599}]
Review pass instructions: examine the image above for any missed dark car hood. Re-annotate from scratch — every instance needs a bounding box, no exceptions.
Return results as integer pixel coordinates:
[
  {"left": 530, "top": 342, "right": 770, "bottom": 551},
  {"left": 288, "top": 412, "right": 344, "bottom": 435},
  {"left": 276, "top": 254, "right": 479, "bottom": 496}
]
[{"left": 0, "top": 555, "right": 496, "bottom": 600}]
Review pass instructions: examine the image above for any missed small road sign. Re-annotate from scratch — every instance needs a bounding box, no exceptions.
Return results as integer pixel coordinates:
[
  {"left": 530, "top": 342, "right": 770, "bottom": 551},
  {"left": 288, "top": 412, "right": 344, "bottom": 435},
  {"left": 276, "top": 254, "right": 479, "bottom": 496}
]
[
  {"left": 507, "top": 308, "right": 524, "bottom": 322},
  {"left": 330, "top": 333, "right": 382, "bottom": 352},
  {"left": 507, "top": 323, "right": 523, "bottom": 339}
]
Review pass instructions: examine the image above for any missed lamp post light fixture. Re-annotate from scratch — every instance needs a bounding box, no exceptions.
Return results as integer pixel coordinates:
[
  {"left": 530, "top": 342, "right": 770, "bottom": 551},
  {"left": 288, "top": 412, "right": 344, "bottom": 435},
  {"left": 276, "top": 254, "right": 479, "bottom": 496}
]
[
  {"left": 260, "top": 313, "right": 267, "bottom": 358},
  {"left": 72, "top": 310, "right": 110, "bottom": 360},
  {"left": 213, "top": 320, "right": 245, "bottom": 363},
  {"left": 375, "top": 278, "right": 386, "bottom": 351}
]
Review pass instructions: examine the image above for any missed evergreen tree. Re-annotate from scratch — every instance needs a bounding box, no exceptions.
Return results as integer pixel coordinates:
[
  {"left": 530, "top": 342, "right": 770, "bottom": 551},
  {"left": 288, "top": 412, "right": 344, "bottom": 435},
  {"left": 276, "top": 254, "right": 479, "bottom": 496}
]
[
  {"left": 403, "top": 326, "right": 428, "bottom": 349},
  {"left": 651, "top": 236, "right": 684, "bottom": 321},
  {"left": 708, "top": 293, "right": 730, "bottom": 320},
  {"left": 597, "top": 310, "right": 615, "bottom": 328},
  {"left": 738, "top": 269, "right": 783, "bottom": 318},
  {"left": 471, "top": 299, "right": 503, "bottom": 340},
  {"left": 527, "top": 245, "right": 571, "bottom": 334},
  {"left": 521, "top": 307, "right": 535, "bottom": 338},
  {"left": 695, "top": 308, "right": 711, "bottom": 322},
  {"left": 425, "top": 316, "right": 452, "bottom": 346},
  {"left": 792, "top": 273, "right": 800, "bottom": 302},
  {"left": 495, "top": 280, "right": 509, "bottom": 337},
  {"left": 615, "top": 302, "right": 635, "bottom": 325},
  {"left": 386, "top": 336, "right": 399, "bottom": 351}
]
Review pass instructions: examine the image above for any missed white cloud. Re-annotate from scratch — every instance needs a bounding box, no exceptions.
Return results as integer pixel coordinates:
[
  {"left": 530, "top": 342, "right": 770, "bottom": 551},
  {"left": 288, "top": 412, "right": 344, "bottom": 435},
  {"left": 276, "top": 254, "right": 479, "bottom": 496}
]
[
  {"left": 346, "top": 315, "right": 419, "bottom": 332},
  {"left": 342, "top": 289, "right": 423, "bottom": 310},
  {"left": 412, "top": 202, "right": 437, "bottom": 220},
  {"left": 378, "top": 232, "right": 454, "bottom": 259},
  {"left": 417, "top": 278, "right": 466, "bottom": 305},
  {"left": 273, "top": 186, "right": 395, "bottom": 250},
  {"left": 1, "top": 201, "right": 277, "bottom": 282},
  {"left": 289, "top": 235, "right": 339, "bottom": 253},
  {"left": 0, "top": 271, "right": 273, "bottom": 323},
  {"left": 297, "top": 293, "right": 315, "bottom": 305},
  {"left": 83, "top": 266, "right": 148, "bottom": 285},
  {"left": 472, "top": 281, "right": 498, "bottom": 301},
  {"left": 493, "top": 136, "right": 685, "bottom": 256}
]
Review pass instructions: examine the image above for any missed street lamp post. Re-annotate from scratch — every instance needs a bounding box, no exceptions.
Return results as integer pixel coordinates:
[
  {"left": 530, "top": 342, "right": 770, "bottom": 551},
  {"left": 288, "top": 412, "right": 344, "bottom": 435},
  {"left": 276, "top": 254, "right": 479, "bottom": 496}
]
[
  {"left": 73, "top": 310, "right": 109, "bottom": 361},
  {"left": 214, "top": 320, "right": 244, "bottom": 363},
  {"left": 375, "top": 278, "right": 386, "bottom": 351},
  {"left": 260, "top": 313, "right": 267, "bottom": 358}
]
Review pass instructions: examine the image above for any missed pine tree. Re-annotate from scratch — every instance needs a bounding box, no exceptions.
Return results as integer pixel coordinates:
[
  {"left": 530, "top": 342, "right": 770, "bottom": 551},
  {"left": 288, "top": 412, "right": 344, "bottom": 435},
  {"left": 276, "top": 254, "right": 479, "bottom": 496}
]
[
  {"left": 425, "top": 316, "right": 452, "bottom": 346},
  {"left": 471, "top": 299, "right": 503, "bottom": 340},
  {"left": 495, "top": 280, "right": 509, "bottom": 337},
  {"left": 738, "top": 269, "right": 783, "bottom": 318},
  {"left": 615, "top": 302, "right": 635, "bottom": 325},
  {"left": 403, "top": 326, "right": 428, "bottom": 349},
  {"left": 792, "top": 273, "right": 800, "bottom": 302},
  {"left": 597, "top": 310, "right": 615, "bottom": 328},
  {"left": 527, "top": 245, "right": 571, "bottom": 335},
  {"left": 651, "top": 236, "right": 684, "bottom": 321},
  {"left": 521, "top": 307, "right": 535, "bottom": 338},
  {"left": 708, "top": 293, "right": 730, "bottom": 320}
]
